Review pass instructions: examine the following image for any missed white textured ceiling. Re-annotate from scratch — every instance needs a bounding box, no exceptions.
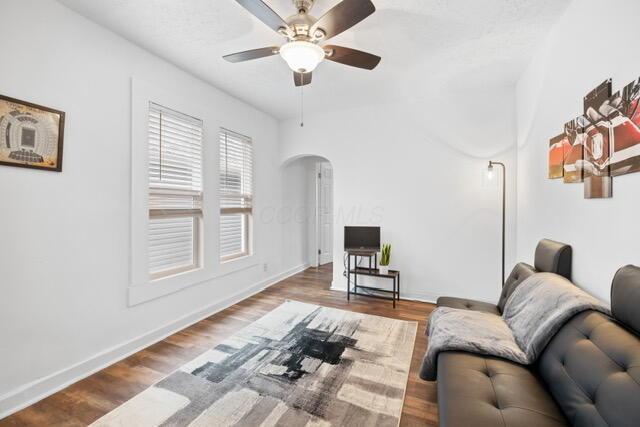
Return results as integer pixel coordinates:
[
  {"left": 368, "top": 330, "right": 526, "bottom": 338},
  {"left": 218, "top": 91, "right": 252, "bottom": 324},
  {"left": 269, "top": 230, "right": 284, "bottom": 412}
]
[{"left": 57, "top": 0, "right": 570, "bottom": 119}]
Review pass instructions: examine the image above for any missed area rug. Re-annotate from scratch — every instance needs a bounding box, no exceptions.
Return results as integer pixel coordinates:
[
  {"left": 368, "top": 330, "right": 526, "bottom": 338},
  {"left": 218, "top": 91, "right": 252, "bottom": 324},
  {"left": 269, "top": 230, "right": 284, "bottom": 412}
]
[{"left": 91, "top": 300, "right": 417, "bottom": 427}]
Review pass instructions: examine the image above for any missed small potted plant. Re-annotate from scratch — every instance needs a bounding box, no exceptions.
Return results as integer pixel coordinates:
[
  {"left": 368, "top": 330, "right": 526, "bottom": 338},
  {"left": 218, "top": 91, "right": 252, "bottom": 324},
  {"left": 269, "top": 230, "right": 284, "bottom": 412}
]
[{"left": 379, "top": 244, "right": 391, "bottom": 275}]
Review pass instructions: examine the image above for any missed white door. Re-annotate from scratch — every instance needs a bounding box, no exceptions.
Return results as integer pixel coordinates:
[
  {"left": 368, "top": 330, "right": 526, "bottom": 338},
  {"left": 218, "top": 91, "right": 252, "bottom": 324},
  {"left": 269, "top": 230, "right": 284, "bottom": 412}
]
[{"left": 317, "top": 162, "right": 333, "bottom": 265}]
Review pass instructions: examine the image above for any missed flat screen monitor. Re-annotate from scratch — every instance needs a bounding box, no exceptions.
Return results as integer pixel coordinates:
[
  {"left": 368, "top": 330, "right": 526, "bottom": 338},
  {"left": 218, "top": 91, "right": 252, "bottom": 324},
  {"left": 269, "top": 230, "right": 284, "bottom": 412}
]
[{"left": 344, "top": 226, "right": 380, "bottom": 251}]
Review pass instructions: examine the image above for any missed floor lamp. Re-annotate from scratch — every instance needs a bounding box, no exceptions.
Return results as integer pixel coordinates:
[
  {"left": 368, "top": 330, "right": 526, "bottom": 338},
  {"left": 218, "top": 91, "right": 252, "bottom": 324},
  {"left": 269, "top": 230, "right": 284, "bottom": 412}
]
[{"left": 487, "top": 161, "right": 506, "bottom": 286}]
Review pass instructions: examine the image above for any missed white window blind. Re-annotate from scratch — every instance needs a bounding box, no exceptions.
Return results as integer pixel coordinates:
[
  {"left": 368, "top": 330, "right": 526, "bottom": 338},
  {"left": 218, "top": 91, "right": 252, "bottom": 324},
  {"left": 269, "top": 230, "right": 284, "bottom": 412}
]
[
  {"left": 219, "top": 128, "right": 253, "bottom": 261},
  {"left": 148, "top": 102, "right": 203, "bottom": 279}
]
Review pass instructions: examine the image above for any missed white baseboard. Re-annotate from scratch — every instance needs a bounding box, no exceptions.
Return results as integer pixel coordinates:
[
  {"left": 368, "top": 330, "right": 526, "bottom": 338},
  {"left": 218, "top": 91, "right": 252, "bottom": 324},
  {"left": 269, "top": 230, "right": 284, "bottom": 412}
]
[
  {"left": 0, "top": 263, "right": 309, "bottom": 420},
  {"left": 330, "top": 279, "right": 347, "bottom": 292},
  {"left": 399, "top": 292, "right": 438, "bottom": 304}
]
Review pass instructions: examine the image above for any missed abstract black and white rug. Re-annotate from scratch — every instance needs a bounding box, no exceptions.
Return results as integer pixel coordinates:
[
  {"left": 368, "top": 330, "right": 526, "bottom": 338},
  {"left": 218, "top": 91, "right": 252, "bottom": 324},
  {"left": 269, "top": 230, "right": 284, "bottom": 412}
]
[{"left": 91, "top": 301, "right": 417, "bottom": 427}]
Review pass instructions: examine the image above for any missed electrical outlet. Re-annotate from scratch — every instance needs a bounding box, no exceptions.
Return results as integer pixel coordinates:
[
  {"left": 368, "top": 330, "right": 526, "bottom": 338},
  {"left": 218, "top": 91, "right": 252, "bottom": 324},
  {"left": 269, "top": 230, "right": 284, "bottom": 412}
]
[{"left": 263, "top": 263, "right": 268, "bottom": 272}]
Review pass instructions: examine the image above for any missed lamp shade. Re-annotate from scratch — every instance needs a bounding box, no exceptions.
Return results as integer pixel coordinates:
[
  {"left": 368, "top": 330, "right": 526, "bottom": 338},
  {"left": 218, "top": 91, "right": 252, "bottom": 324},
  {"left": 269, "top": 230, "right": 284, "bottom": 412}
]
[{"left": 279, "top": 41, "right": 325, "bottom": 73}]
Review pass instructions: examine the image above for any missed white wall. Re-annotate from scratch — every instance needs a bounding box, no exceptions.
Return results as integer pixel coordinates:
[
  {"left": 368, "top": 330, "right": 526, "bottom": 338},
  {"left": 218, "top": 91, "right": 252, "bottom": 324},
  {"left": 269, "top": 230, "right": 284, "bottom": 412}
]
[
  {"left": 280, "top": 87, "right": 518, "bottom": 303},
  {"left": 0, "top": 0, "right": 307, "bottom": 417},
  {"left": 516, "top": 0, "right": 640, "bottom": 301}
]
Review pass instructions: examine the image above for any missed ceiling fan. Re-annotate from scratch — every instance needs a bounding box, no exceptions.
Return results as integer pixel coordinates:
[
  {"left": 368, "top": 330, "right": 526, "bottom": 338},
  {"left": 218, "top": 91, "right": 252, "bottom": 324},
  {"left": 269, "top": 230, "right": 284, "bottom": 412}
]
[{"left": 223, "top": 0, "right": 381, "bottom": 87}]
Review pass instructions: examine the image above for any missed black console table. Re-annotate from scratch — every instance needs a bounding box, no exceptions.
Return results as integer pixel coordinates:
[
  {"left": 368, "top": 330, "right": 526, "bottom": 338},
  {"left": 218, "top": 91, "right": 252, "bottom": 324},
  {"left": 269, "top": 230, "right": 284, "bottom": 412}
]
[{"left": 346, "top": 249, "right": 400, "bottom": 308}]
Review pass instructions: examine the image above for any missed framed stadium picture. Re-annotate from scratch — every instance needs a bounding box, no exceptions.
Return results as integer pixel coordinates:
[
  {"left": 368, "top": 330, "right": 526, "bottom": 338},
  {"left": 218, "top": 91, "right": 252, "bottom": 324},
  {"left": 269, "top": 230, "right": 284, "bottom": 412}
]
[{"left": 0, "top": 94, "right": 65, "bottom": 172}]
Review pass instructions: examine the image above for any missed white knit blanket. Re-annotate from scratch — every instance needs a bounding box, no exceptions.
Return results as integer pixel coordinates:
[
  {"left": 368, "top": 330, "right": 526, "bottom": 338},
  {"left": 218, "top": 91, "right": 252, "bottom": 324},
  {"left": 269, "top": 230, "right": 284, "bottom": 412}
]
[{"left": 420, "top": 272, "right": 610, "bottom": 380}]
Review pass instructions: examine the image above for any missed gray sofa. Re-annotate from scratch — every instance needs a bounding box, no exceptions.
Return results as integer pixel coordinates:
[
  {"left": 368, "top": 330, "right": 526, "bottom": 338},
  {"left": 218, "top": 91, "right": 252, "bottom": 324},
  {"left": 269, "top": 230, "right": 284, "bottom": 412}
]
[
  {"left": 437, "top": 238, "right": 573, "bottom": 315},
  {"left": 434, "top": 264, "right": 640, "bottom": 427}
]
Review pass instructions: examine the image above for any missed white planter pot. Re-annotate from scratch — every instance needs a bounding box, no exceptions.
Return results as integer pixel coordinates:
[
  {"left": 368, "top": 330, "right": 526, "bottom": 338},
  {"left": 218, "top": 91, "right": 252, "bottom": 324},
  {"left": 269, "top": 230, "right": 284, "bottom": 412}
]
[{"left": 379, "top": 265, "right": 389, "bottom": 275}]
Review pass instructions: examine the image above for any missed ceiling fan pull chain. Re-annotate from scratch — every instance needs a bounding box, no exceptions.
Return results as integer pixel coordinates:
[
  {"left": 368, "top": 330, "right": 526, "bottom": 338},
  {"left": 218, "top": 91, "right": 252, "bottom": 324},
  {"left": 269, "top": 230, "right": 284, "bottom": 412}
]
[{"left": 300, "top": 75, "right": 304, "bottom": 127}]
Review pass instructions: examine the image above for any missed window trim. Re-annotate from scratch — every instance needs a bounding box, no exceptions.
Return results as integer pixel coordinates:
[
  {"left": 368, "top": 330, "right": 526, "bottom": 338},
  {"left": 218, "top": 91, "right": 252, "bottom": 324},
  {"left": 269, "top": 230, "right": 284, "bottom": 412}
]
[
  {"left": 131, "top": 79, "right": 212, "bottom": 305},
  {"left": 147, "top": 102, "right": 203, "bottom": 280},
  {"left": 129, "top": 78, "right": 260, "bottom": 306},
  {"left": 219, "top": 128, "right": 254, "bottom": 263}
]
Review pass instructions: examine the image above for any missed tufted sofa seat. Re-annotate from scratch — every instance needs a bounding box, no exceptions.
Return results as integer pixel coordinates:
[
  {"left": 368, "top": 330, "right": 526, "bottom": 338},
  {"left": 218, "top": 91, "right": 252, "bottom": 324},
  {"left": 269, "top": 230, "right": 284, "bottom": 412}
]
[
  {"left": 437, "top": 352, "right": 567, "bottom": 427},
  {"left": 437, "top": 239, "right": 572, "bottom": 315},
  {"left": 435, "top": 265, "right": 640, "bottom": 427},
  {"left": 538, "top": 310, "right": 640, "bottom": 425}
]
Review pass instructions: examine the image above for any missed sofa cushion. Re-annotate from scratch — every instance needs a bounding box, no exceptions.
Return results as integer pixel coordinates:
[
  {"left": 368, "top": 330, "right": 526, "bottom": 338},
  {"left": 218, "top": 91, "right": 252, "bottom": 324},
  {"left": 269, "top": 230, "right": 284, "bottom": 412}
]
[
  {"left": 497, "top": 262, "right": 536, "bottom": 312},
  {"left": 611, "top": 265, "right": 640, "bottom": 335},
  {"left": 437, "top": 351, "right": 567, "bottom": 427},
  {"left": 436, "top": 296, "right": 500, "bottom": 315},
  {"left": 534, "top": 239, "right": 572, "bottom": 280},
  {"left": 537, "top": 311, "right": 640, "bottom": 427}
]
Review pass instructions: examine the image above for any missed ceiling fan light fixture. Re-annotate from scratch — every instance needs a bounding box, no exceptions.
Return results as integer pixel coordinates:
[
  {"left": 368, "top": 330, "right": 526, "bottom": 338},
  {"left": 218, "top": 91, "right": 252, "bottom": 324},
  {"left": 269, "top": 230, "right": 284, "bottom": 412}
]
[{"left": 279, "top": 41, "right": 325, "bottom": 73}]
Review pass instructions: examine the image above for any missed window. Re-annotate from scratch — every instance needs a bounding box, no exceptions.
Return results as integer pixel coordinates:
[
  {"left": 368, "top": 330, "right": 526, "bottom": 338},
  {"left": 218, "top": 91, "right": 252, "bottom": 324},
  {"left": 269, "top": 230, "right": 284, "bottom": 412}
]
[
  {"left": 219, "top": 128, "right": 253, "bottom": 261},
  {"left": 148, "top": 103, "right": 203, "bottom": 279}
]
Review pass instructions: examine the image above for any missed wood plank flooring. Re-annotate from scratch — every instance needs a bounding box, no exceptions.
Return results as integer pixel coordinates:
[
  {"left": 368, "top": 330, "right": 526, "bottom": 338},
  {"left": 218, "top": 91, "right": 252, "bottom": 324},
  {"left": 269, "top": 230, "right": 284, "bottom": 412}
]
[{"left": 1, "top": 264, "right": 437, "bottom": 426}]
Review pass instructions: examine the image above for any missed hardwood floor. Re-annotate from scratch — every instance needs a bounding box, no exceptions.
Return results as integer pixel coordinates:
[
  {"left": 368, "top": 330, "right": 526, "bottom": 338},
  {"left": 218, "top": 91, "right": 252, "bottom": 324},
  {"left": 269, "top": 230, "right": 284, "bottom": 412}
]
[{"left": 1, "top": 264, "right": 438, "bottom": 426}]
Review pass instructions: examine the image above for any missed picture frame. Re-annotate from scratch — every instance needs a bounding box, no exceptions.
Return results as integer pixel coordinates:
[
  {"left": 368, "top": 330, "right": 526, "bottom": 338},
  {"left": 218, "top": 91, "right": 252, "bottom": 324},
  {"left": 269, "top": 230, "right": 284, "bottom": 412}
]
[{"left": 0, "top": 94, "right": 65, "bottom": 172}]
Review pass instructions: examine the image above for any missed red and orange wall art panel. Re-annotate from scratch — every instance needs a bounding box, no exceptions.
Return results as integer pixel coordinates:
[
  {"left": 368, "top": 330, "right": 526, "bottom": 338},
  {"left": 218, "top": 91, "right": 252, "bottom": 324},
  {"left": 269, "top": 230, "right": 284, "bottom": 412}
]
[
  {"left": 548, "top": 134, "right": 565, "bottom": 179},
  {"left": 609, "top": 77, "right": 640, "bottom": 176},
  {"left": 562, "top": 118, "right": 584, "bottom": 183},
  {"left": 547, "top": 76, "right": 640, "bottom": 199},
  {"left": 582, "top": 80, "right": 612, "bottom": 179},
  {"left": 582, "top": 80, "right": 613, "bottom": 198}
]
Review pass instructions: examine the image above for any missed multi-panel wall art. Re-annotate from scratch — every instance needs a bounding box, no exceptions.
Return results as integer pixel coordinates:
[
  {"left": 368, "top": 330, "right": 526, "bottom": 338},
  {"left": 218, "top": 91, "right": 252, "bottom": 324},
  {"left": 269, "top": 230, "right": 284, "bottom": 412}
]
[{"left": 547, "top": 77, "right": 640, "bottom": 198}]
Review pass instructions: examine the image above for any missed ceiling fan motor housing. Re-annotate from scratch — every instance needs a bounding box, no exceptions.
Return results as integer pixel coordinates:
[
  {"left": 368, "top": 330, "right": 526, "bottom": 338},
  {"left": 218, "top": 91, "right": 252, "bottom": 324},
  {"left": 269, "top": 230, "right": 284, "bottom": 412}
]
[
  {"left": 286, "top": 4, "right": 323, "bottom": 40},
  {"left": 293, "top": 0, "right": 315, "bottom": 13},
  {"left": 286, "top": 12, "right": 316, "bottom": 38}
]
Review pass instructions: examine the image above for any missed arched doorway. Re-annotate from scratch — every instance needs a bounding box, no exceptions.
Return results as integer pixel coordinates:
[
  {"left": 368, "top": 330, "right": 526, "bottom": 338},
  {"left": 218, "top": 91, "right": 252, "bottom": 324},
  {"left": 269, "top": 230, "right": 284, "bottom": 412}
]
[{"left": 281, "top": 155, "right": 333, "bottom": 268}]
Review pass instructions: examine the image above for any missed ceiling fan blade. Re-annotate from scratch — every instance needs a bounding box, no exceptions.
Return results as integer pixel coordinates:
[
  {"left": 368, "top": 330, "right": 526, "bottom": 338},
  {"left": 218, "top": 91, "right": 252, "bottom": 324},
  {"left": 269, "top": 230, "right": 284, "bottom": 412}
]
[
  {"left": 324, "top": 45, "right": 381, "bottom": 70},
  {"left": 236, "top": 0, "right": 291, "bottom": 33},
  {"left": 310, "top": 0, "right": 375, "bottom": 41},
  {"left": 294, "top": 72, "right": 312, "bottom": 87},
  {"left": 223, "top": 47, "right": 279, "bottom": 63}
]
